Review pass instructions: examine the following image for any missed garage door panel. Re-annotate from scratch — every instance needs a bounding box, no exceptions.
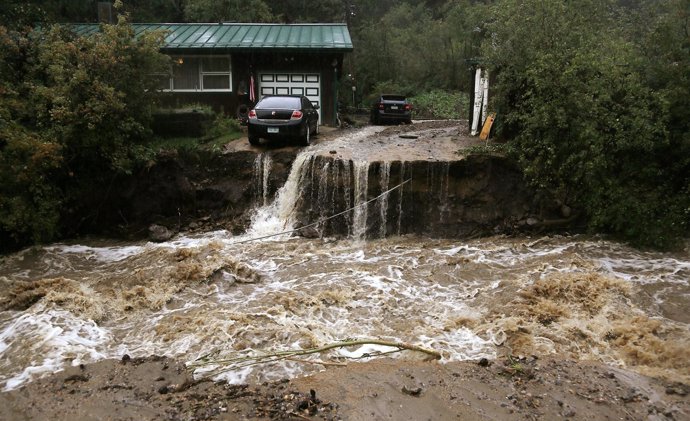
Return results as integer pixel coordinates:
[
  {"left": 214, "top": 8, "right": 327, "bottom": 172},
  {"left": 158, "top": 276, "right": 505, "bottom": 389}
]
[{"left": 259, "top": 72, "right": 322, "bottom": 124}]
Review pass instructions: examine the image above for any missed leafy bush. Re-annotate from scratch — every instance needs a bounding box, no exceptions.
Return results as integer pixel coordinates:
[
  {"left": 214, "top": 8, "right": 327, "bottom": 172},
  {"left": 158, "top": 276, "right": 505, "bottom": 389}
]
[
  {"left": 205, "top": 114, "right": 241, "bottom": 141},
  {"left": 410, "top": 90, "right": 469, "bottom": 120},
  {"left": 0, "top": 12, "right": 168, "bottom": 250},
  {"left": 485, "top": 0, "right": 689, "bottom": 249},
  {"left": 362, "top": 80, "right": 415, "bottom": 105},
  {"left": 155, "top": 103, "right": 215, "bottom": 116}
]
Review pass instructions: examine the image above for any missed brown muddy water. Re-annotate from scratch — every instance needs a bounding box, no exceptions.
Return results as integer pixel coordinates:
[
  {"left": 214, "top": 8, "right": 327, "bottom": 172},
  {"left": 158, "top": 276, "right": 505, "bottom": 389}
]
[{"left": 1, "top": 126, "right": 689, "bottom": 392}]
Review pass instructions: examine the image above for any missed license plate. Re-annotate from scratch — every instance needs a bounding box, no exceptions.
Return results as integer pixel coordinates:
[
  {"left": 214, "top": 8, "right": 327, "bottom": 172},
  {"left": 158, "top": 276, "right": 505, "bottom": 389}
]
[
  {"left": 390, "top": 105, "right": 399, "bottom": 110},
  {"left": 267, "top": 127, "right": 279, "bottom": 133}
]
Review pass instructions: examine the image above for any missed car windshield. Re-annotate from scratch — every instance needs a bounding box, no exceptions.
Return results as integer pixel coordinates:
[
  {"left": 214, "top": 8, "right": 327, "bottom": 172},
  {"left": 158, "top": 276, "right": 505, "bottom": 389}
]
[
  {"left": 381, "top": 95, "right": 406, "bottom": 102},
  {"left": 256, "top": 96, "right": 301, "bottom": 109}
]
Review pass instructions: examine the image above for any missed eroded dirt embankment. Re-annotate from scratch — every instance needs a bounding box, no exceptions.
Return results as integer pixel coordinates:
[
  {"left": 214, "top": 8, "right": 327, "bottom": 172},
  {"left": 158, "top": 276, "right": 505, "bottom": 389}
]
[{"left": 107, "top": 121, "right": 562, "bottom": 241}]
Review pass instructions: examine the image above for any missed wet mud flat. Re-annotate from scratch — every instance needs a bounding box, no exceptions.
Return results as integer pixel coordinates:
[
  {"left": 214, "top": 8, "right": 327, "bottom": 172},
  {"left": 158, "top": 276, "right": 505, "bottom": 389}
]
[{"left": 1, "top": 355, "right": 687, "bottom": 420}]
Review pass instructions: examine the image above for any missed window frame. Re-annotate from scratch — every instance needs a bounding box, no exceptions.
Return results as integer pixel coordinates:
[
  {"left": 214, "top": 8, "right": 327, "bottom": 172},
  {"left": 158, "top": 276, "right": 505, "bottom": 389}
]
[{"left": 161, "top": 54, "right": 233, "bottom": 93}]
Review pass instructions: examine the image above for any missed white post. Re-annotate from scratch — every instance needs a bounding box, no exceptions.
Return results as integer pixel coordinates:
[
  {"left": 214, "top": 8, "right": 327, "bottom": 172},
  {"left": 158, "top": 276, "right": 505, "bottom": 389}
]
[
  {"left": 471, "top": 68, "right": 483, "bottom": 136},
  {"left": 481, "top": 70, "right": 489, "bottom": 127}
]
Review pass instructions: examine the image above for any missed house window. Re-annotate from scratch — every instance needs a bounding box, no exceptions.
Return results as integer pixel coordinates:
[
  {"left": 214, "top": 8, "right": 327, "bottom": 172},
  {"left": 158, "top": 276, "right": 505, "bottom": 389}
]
[
  {"left": 173, "top": 57, "right": 200, "bottom": 90},
  {"left": 200, "top": 56, "right": 231, "bottom": 90},
  {"left": 164, "top": 55, "right": 232, "bottom": 92}
]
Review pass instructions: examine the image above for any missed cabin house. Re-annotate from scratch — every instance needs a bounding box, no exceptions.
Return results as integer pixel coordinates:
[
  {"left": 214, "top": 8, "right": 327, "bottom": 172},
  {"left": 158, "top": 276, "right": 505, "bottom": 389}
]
[{"left": 71, "top": 23, "right": 353, "bottom": 126}]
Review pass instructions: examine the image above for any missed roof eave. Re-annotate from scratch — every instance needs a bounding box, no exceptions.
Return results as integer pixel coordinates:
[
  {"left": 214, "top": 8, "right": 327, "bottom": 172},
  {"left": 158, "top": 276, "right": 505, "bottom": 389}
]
[{"left": 160, "top": 46, "right": 353, "bottom": 54}]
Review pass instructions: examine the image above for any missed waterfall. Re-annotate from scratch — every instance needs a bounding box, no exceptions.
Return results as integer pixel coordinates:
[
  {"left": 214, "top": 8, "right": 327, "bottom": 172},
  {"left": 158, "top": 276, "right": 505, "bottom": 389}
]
[
  {"left": 351, "top": 161, "right": 370, "bottom": 241},
  {"left": 247, "top": 150, "right": 398, "bottom": 241},
  {"left": 247, "top": 152, "right": 314, "bottom": 238},
  {"left": 341, "top": 161, "right": 352, "bottom": 237},
  {"left": 438, "top": 162, "right": 450, "bottom": 223},
  {"left": 378, "top": 162, "right": 391, "bottom": 238},
  {"left": 253, "top": 153, "right": 273, "bottom": 207},
  {"left": 396, "top": 162, "right": 406, "bottom": 236}
]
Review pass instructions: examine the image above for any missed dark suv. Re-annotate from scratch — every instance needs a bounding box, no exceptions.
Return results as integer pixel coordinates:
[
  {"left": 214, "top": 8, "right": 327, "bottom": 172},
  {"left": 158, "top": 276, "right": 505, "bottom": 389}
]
[
  {"left": 370, "top": 94, "right": 412, "bottom": 125},
  {"left": 248, "top": 95, "right": 319, "bottom": 146}
]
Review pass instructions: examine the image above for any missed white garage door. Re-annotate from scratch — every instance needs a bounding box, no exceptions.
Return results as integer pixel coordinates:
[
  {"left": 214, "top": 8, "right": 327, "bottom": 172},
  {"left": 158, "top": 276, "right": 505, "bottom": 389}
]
[{"left": 258, "top": 72, "right": 322, "bottom": 124}]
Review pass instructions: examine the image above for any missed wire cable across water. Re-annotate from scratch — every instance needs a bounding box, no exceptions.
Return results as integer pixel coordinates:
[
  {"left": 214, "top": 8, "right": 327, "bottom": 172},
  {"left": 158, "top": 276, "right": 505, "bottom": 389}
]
[{"left": 232, "top": 178, "right": 411, "bottom": 245}]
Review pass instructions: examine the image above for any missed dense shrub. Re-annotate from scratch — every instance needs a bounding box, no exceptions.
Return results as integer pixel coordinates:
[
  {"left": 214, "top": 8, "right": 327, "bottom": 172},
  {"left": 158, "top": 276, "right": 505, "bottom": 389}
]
[
  {"left": 0, "top": 13, "right": 168, "bottom": 251},
  {"left": 485, "top": 0, "right": 689, "bottom": 248},
  {"left": 410, "top": 90, "right": 468, "bottom": 120}
]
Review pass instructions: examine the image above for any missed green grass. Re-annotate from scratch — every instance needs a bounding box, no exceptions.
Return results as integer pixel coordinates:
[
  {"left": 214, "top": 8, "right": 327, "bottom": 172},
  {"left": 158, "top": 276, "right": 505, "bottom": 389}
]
[
  {"left": 148, "top": 130, "right": 243, "bottom": 153},
  {"left": 149, "top": 113, "right": 244, "bottom": 153}
]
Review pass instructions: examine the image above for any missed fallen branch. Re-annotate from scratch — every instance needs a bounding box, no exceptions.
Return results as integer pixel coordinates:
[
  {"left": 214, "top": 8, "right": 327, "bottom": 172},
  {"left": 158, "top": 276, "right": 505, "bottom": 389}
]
[{"left": 188, "top": 339, "right": 441, "bottom": 377}]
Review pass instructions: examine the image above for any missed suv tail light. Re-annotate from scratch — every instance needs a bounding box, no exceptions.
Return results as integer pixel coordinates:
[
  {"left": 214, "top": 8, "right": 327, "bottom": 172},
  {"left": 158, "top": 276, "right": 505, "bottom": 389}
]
[
  {"left": 248, "top": 109, "right": 257, "bottom": 119},
  {"left": 404, "top": 104, "right": 412, "bottom": 111},
  {"left": 291, "top": 110, "right": 303, "bottom": 120},
  {"left": 378, "top": 103, "right": 384, "bottom": 110}
]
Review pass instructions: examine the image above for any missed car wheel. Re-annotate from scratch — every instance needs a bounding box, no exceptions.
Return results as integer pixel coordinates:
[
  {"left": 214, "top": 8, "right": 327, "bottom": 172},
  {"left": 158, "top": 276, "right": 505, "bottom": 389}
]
[
  {"left": 315, "top": 123, "right": 319, "bottom": 136},
  {"left": 301, "top": 126, "right": 311, "bottom": 146},
  {"left": 249, "top": 136, "right": 260, "bottom": 146}
]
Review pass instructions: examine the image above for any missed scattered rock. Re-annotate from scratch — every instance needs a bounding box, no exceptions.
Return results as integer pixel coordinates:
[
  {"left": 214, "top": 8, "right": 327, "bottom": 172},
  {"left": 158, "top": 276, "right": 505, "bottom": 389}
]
[
  {"left": 2, "top": 357, "right": 689, "bottom": 421},
  {"left": 401, "top": 385, "right": 423, "bottom": 396},
  {"left": 148, "top": 224, "right": 174, "bottom": 242},
  {"left": 298, "top": 225, "right": 320, "bottom": 239},
  {"left": 63, "top": 374, "right": 89, "bottom": 383},
  {"left": 666, "top": 384, "right": 689, "bottom": 396}
]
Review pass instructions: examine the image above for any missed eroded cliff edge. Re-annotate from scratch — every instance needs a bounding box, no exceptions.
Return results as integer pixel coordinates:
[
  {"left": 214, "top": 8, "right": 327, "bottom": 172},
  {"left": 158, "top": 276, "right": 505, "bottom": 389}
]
[{"left": 105, "top": 144, "right": 564, "bottom": 241}]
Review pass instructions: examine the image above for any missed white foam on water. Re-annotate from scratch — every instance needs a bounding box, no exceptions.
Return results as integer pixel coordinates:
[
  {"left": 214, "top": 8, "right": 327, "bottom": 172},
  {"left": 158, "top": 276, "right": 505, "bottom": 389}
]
[
  {"left": 418, "top": 329, "right": 496, "bottom": 361},
  {"left": 44, "top": 244, "right": 146, "bottom": 262},
  {"left": 595, "top": 255, "right": 690, "bottom": 285},
  {"left": 336, "top": 344, "right": 401, "bottom": 360},
  {"left": 0, "top": 306, "right": 111, "bottom": 391},
  {"left": 247, "top": 152, "right": 315, "bottom": 239},
  {"left": 158, "top": 230, "right": 233, "bottom": 249},
  {"left": 1, "top": 234, "right": 688, "bottom": 390}
]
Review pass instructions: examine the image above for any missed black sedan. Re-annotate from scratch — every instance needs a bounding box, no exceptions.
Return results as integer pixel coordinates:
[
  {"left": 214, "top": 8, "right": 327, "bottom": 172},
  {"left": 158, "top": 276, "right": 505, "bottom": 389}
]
[
  {"left": 247, "top": 95, "right": 319, "bottom": 146},
  {"left": 370, "top": 94, "right": 412, "bottom": 125}
]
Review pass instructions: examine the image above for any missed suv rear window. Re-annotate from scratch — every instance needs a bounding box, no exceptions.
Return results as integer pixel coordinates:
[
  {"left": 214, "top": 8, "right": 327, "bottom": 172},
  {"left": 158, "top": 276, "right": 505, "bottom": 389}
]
[
  {"left": 256, "top": 96, "right": 301, "bottom": 109},
  {"left": 381, "top": 95, "right": 406, "bottom": 101}
]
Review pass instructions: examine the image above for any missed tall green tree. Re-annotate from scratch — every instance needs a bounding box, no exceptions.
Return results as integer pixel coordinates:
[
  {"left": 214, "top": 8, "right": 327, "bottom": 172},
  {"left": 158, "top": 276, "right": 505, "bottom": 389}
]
[
  {"left": 183, "top": 0, "right": 273, "bottom": 22},
  {"left": 269, "top": 0, "right": 345, "bottom": 23},
  {"left": 485, "top": 0, "right": 688, "bottom": 247}
]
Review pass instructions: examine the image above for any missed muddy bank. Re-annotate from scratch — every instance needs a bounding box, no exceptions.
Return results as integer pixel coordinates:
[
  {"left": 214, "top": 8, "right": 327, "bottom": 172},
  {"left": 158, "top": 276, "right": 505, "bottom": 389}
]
[
  {"left": 108, "top": 148, "right": 296, "bottom": 238},
  {"left": 292, "top": 154, "right": 539, "bottom": 239},
  {"left": 106, "top": 121, "right": 563, "bottom": 241},
  {"left": 0, "top": 355, "right": 687, "bottom": 420}
]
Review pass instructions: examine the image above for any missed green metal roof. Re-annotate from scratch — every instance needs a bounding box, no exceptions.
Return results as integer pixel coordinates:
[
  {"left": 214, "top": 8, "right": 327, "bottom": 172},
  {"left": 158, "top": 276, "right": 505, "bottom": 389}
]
[{"left": 70, "top": 23, "right": 353, "bottom": 52}]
